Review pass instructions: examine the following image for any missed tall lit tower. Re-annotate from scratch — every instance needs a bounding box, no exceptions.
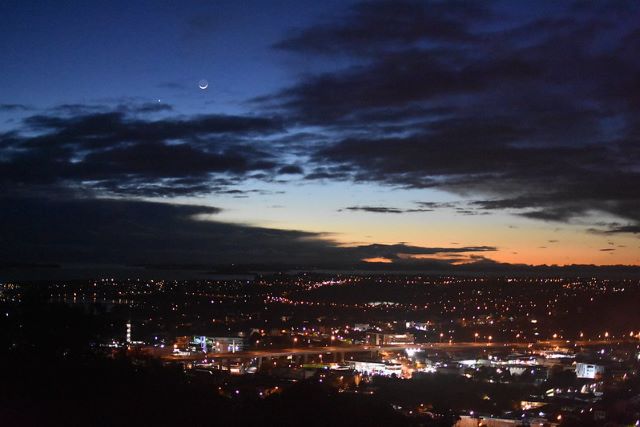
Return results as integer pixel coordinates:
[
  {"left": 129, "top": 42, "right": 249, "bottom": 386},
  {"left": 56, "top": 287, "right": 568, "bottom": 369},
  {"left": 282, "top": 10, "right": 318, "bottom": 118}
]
[{"left": 126, "top": 321, "right": 132, "bottom": 344}]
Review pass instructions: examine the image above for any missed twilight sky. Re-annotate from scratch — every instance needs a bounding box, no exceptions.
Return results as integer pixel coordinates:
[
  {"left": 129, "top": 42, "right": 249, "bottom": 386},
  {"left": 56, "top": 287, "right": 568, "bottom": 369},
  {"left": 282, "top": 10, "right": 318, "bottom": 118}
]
[{"left": 1, "top": 0, "right": 640, "bottom": 275}]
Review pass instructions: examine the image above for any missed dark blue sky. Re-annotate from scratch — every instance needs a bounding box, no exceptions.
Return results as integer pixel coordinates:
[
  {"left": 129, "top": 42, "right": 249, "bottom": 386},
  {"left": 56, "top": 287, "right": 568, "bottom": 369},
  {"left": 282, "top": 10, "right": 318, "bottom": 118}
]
[
  {"left": 0, "top": 0, "right": 568, "bottom": 115},
  {"left": 0, "top": 0, "right": 347, "bottom": 114},
  {"left": 1, "top": 1, "right": 640, "bottom": 277}
]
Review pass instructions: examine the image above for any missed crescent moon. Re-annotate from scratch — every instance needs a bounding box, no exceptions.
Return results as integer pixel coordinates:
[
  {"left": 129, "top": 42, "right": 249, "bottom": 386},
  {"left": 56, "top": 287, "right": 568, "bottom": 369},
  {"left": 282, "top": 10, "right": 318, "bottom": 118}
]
[{"left": 198, "top": 79, "right": 209, "bottom": 90}]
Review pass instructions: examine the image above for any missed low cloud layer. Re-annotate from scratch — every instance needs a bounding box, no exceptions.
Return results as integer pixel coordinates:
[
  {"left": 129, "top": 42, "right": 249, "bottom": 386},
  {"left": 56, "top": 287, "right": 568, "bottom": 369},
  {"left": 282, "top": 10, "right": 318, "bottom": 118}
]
[
  {"left": 1, "top": 195, "right": 638, "bottom": 277},
  {"left": 0, "top": 195, "right": 497, "bottom": 271}
]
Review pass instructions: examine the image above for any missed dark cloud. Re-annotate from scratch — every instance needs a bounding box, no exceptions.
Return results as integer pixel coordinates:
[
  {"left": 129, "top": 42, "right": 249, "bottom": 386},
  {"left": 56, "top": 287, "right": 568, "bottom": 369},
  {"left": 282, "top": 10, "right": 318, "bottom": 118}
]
[
  {"left": 0, "top": 106, "right": 284, "bottom": 196},
  {"left": 455, "top": 209, "right": 485, "bottom": 216},
  {"left": 342, "top": 205, "right": 433, "bottom": 214},
  {"left": 0, "top": 195, "right": 496, "bottom": 271},
  {"left": 343, "top": 206, "right": 404, "bottom": 214},
  {"left": 264, "top": 0, "right": 640, "bottom": 234},
  {"left": 0, "top": 103, "right": 32, "bottom": 111},
  {"left": 119, "top": 102, "right": 173, "bottom": 113},
  {"left": 606, "top": 225, "right": 640, "bottom": 234},
  {"left": 278, "top": 164, "right": 304, "bottom": 175},
  {"left": 260, "top": 50, "right": 498, "bottom": 123},
  {"left": 416, "top": 202, "right": 458, "bottom": 209},
  {"left": 350, "top": 243, "right": 496, "bottom": 260},
  {"left": 303, "top": 166, "right": 352, "bottom": 181},
  {"left": 275, "top": 0, "right": 488, "bottom": 55},
  {"left": 47, "top": 101, "right": 173, "bottom": 115},
  {"left": 2, "top": 194, "right": 638, "bottom": 278},
  {"left": 519, "top": 207, "right": 582, "bottom": 222}
]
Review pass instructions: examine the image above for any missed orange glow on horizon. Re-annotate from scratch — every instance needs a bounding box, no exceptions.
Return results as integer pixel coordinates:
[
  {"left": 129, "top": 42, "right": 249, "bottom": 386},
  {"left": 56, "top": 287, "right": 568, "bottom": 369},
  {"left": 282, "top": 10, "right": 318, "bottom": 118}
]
[{"left": 362, "top": 257, "right": 393, "bottom": 263}]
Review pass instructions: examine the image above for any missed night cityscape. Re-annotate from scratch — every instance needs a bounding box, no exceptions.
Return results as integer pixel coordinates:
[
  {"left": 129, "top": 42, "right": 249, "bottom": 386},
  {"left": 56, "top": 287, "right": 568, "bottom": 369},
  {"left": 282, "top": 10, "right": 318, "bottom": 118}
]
[{"left": 2, "top": 1, "right": 640, "bottom": 426}]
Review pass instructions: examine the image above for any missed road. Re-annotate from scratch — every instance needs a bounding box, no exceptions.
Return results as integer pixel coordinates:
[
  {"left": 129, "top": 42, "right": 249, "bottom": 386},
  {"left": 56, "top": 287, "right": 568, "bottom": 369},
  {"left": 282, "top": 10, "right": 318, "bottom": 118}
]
[{"left": 157, "top": 339, "right": 627, "bottom": 362}]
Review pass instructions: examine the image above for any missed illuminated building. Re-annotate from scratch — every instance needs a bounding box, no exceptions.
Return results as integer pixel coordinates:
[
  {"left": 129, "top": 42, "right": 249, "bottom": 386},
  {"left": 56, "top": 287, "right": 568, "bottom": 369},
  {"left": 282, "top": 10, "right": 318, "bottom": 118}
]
[
  {"left": 575, "top": 362, "right": 605, "bottom": 379},
  {"left": 367, "top": 333, "right": 415, "bottom": 345},
  {"left": 190, "top": 336, "right": 246, "bottom": 353},
  {"left": 350, "top": 360, "right": 402, "bottom": 377}
]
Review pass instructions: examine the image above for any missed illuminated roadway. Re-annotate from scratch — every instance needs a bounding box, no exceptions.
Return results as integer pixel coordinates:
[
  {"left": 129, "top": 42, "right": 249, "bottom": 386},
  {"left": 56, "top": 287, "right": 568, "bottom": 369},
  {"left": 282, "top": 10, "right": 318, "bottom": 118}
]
[{"left": 156, "top": 339, "right": 629, "bottom": 362}]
